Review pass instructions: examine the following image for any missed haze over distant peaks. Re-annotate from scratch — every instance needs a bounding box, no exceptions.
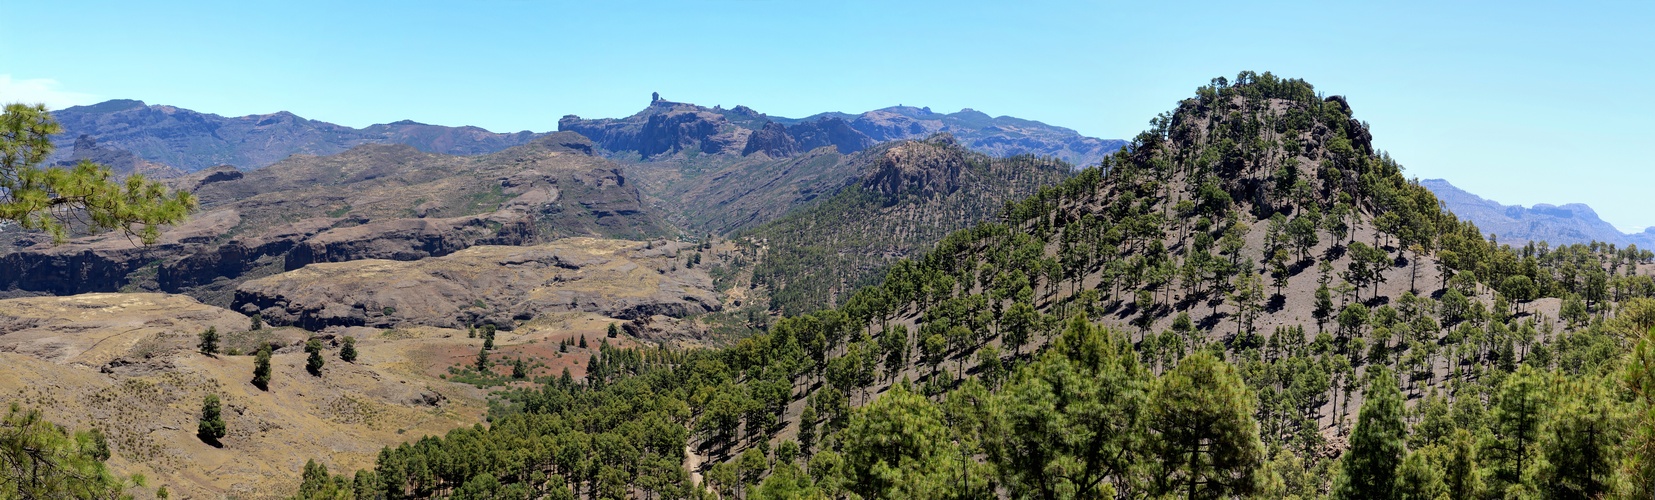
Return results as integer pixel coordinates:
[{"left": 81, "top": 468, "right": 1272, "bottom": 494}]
[
  {"left": 558, "top": 94, "right": 1126, "bottom": 167},
  {"left": 46, "top": 99, "right": 544, "bottom": 172},
  {"left": 1423, "top": 178, "right": 1655, "bottom": 248}
]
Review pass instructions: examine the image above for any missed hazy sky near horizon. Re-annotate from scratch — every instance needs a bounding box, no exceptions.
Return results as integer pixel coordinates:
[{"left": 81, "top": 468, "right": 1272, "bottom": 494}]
[{"left": 3, "top": 1, "right": 1651, "bottom": 231}]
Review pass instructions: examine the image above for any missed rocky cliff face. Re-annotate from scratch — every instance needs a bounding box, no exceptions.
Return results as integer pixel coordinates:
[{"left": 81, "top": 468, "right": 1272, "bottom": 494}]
[
  {"left": 233, "top": 238, "right": 719, "bottom": 330},
  {"left": 47, "top": 99, "right": 543, "bottom": 172},
  {"left": 0, "top": 133, "right": 672, "bottom": 303},
  {"left": 740, "top": 122, "right": 799, "bottom": 157}
]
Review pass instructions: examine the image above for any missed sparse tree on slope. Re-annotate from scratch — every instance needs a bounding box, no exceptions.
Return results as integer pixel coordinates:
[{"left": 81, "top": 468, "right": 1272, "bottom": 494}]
[
  {"left": 304, "top": 339, "right": 324, "bottom": 376},
  {"left": 252, "top": 344, "right": 272, "bottom": 391},
  {"left": 339, "top": 336, "right": 357, "bottom": 363},
  {"left": 197, "top": 327, "right": 219, "bottom": 356},
  {"left": 198, "top": 394, "right": 226, "bottom": 445}
]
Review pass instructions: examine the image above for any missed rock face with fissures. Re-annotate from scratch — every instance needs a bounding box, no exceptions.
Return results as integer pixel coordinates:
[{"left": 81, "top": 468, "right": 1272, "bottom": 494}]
[{"left": 233, "top": 238, "right": 721, "bottom": 330}]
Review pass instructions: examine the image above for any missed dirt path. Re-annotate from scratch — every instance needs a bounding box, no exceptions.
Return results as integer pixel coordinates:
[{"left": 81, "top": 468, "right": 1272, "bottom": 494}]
[{"left": 685, "top": 445, "right": 706, "bottom": 488}]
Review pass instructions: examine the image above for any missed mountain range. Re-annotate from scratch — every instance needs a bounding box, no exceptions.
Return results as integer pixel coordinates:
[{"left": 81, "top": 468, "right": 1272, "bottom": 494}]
[
  {"left": 1423, "top": 178, "right": 1655, "bottom": 248},
  {"left": 560, "top": 94, "right": 1126, "bottom": 167},
  {"left": 47, "top": 96, "right": 1125, "bottom": 174},
  {"left": 46, "top": 99, "right": 544, "bottom": 172}
]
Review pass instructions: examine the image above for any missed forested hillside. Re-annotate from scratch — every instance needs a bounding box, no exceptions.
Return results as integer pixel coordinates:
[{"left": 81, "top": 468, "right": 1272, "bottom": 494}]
[{"left": 736, "top": 135, "right": 1074, "bottom": 316}]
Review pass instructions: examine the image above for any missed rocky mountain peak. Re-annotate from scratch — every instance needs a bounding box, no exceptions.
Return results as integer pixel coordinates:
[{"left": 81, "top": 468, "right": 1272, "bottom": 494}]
[{"left": 860, "top": 134, "right": 968, "bottom": 197}]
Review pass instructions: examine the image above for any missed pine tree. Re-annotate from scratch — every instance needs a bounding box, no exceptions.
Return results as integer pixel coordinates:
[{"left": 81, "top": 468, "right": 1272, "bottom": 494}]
[
  {"left": 985, "top": 317, "right": 1150, "bottom": 498},
  {"left": 198, "top": 394, "right": 226, "bottom": 445},
  {"left": 578, "top": 334, "right": 588, "bottom": 349},
  {"left": 304, "top": 339, "right": 324, "bottom": 376},
  {"left": 0, "top": 104, "right": 195, "bottom": 243},
  {"left": 839, "top": 384, "right": 978, "bottom": 499},
  {"left": 475, "top": 347, "right": 490, "bottom": 373},
  {"left": 249, "top": 313, "right": 262, "bottom": 331},
  {"left": 1395, "top": 448, "right": 1447, "bottom": 500},
  {"left": 1484, "top": 365, "right": 1546, "bottom": 490},
  {"left": 1334, "top": 367, "right": 1406, "bottom": 499},
  {"left": 252, "top": 345, "right": 272, "bottom": 391},
  {"left": 607, "top": 322, "right": 620, "bottom": 338},
  {"left": 197, "top": 327, "right": 219, "bottom": 356},
  {"left": 1149, "top": 351, "right": 1264, "bottom": 498},
  {"left": 1314, "top": 283, "right": 1335, "bottom": 332},
  {"left": 1002, "top": 301, "right": 1037, "bottom": 355},
  {"left": 798, "top": 405, "right": 818, "bottom": 454},
  {"left": 1534, "top": 374, "right": 1621, "bottom": 498},
  {"left": 511, "top": 358, "right": 527, "bottom": 379},
  {"left": 339, "top": 336, "right": 357, "bottom": 363},
  {"left": 1623, "top": 326, "right": 1655, "bottom": 497},
  {"left": 298, "top": 459, "right": 330, "bottom": 499},
  {"left": 0, "top": 405, "right": 126, "bottom": 497},
  {"left": 353, "top": 470, "right": 379, "bottom": 500}
]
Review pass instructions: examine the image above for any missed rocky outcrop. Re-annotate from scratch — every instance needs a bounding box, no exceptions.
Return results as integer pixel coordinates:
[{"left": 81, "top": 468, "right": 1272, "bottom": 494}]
[
  {"left": 233, "top": 238, "right": 720, "bottom": 331},
  {"left": 741, "top": 122, "right": 799, "bottom": 157},
  {"left": 560, "top": 99, "right": 747, "bottom": 158},
  {"left": 787, "top": 117, "right": 875, "bottom": 154},
  {"left": 639, "top": 107, "right": 735, "bottom": 156},
  {"left": 860, "top": 135, "right": 967, "bottom": 197}
]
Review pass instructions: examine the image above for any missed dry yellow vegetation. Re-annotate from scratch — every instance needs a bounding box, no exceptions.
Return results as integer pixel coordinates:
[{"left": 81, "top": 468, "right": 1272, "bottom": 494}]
[{"left": 0, "top": 293, "right": 497, "bottom": 499}]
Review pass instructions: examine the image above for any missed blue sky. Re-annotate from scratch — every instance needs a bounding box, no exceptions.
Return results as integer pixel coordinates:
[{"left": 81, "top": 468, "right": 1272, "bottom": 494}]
[{"left": 2, "top": 1, "right": 1651, "bottom": 231}]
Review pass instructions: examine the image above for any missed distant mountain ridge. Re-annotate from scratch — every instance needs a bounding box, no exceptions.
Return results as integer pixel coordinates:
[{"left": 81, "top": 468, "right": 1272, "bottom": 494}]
[
  {"left": 1423, "top": 178, "right": 1655, "bottom": 248},
  {"left": 46, "top": 99, "right": 544, "bottom": 172},
  {"left": 47, "top": 96, "right": 1124, "bottom": 176},
  {"left": 559, "top": 94, "right": 1127, "bottom": 167}
]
